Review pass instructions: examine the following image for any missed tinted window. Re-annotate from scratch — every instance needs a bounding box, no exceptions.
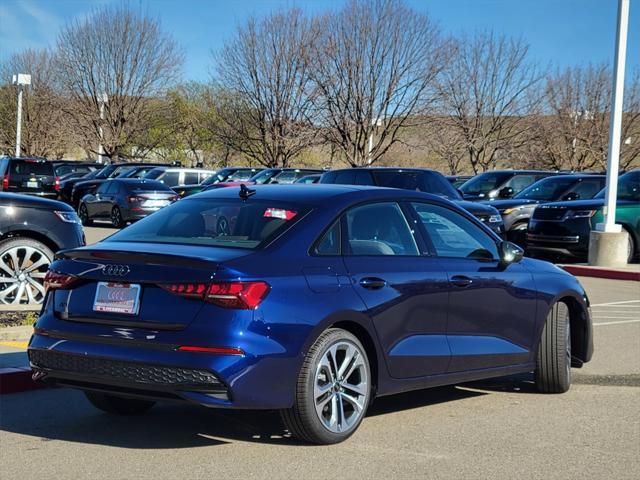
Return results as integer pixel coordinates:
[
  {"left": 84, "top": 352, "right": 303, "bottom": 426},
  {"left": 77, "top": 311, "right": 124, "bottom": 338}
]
[
  {"left": 144, "top": 168, "right": 164, "bottom": 180},
  {"left": 251, "top": 170, "right": 280, "bottom": 184},
  {"left": 515, "top": 177, "right": 576, "bottom": 200},
  {"left": 333, "top": 171, "right": 355, "bottom": 185},
  {"left": 345, "top": 202, "right": 419, "bottom": 256},
  {"left": 272, "top": 171, "right": 297, "bottom": 184},
  {"left": 315, "top": 221, "right": 341, "bottom": 255},
  {"left": 107, "top": 199, "right": 310, "bottom": 249},
  {"left": 105, "top": 181, "right": 120, "bottom": 194},
  {"left": 183, "top": 172, "right": 200, "bottom": 185},
  {"left": 372, "top": 171, "right": 459, "bottom": 199},
  {"left": 595, "top": 171, "right": 640, "bottom": 201},
  {"left": 354, "top": 171, "right": 374, "bottom": 185},
  {"left": 504, "top": 175, "right": 538, "bottom": 194},
  {"left": 160, "top": 171, "right": 180, "bottom": 186},
  {"left": 568, "top": 178, "right": 606, "bottom": 199},
  {"left": 459, "top": 172, "right": 512, "bottom": 195},
  {"left": 411, "top": 202, "right": 498, "bottom": 260},
  {"left": 229, "top": 170, "right": 256, "bottom": 181},
  {"left": 10, "top": 160, "right": 53, "bottom": 176},
  {"left": 96, "top": 182, "right": 112, "bottom": 194}
]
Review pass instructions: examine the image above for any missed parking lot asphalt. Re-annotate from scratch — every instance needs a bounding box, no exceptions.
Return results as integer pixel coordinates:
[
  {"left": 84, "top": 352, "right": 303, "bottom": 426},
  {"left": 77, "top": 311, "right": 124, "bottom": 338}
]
[{"left": 0, "top": 276, "right": 638, "bottom": 479}]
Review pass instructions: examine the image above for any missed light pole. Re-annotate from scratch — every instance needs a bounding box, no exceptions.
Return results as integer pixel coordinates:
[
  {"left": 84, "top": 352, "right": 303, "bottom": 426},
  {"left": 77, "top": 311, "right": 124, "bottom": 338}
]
[
  {"left": 97, "top": 93, "right": 108, "bottom": 163},
  {"left": 367, "top": 117, "right": 383, "bottom": 165},
  {"left": 12, "top": 74, "right": 31, "bottom": 157},
  {"left": 589, "top": 0, "right": 630, "bottom": 266}
]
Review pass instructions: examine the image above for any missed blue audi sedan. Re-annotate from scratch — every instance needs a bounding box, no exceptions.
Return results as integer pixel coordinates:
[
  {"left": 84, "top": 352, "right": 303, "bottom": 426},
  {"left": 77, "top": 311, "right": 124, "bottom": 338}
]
[{"left": 29, "top": 185, "right": 593, "bottom": 444}]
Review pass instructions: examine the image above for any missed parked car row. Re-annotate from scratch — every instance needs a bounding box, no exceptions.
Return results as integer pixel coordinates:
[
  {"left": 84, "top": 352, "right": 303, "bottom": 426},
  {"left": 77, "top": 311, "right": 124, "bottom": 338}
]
[{"left": 1, "top": 156, "right": 636, "bottom": 266}]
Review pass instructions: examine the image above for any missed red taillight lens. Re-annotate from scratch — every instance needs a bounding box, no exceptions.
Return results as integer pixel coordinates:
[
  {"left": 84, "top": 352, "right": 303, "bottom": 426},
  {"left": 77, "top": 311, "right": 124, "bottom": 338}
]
[
  {"left": 177, "top": 345, "right": 244, "bottom": 355},
  {"left": 54, "top": 176, "right": 60, "bottom": 191},
  {"left": 127, "top": 195, "right": 145, "bottom": 203},
  {"left": 159, "top": 281, "right": 270, "bottom": 309},
  {"left": 44, "top": 270, "right": 78, "bottom": 292},
  {"left": 2, "top": 174, "right": 8, "bottom": 190}
]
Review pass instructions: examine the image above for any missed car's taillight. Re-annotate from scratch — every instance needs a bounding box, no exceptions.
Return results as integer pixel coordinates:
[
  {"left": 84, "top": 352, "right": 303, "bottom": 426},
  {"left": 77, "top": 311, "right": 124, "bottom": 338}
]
[
  {"left": 127, "top": 195, "right": 145, "bottom": 203},
  {"left": 54, "top": 176, "right": 60, "bottom": 191},
  {"left": 2, "top": 174, "right": 8, "bottom": 190},
  {"left": 159, "top": 281, "right": 270, "bottom": 309},
  {"left": 177, "top": 345, "right": 244, "bottom": 355},
  {"left": 44, "top": 270, "right": 78, "bottom": 292}
]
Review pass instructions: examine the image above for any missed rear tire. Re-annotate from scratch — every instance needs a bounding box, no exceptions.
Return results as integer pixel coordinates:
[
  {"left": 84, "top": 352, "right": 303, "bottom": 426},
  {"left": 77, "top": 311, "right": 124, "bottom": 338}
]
[
  {"left": 84, "top": 391, "right": 155, "bottom": 415},
  {"left": 280, "top": 328, "right": 371, "bottom": 444},
  {"left": 78, "top": 203, "right": 92, "bottom": 226},
  {"left": 535, "top": 302, "right": 571, "bottom": 393},
  {"left": 111, "top": 206, "right": 124, "bottom": 228},
  {"left": 625, "top": 228, "right": 635, "bottom": 263}
]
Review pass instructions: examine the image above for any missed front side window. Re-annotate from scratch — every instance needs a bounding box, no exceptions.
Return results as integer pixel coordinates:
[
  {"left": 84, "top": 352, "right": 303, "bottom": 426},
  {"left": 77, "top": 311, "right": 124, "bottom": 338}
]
[
  {"left": 459, "top": 172, "right": 512, "bottom": 195},
  {"left": 515, "top": 177, "right": 576, "bottom": 200},
  {"left": 411, "top": 202, "right": 498, "bottom": 260},
  {"left": 344, "top": 202, "right": 419, "bottom": 256},
  {"left": 567, "top": 178, "right": 606, "bottom": 200}
]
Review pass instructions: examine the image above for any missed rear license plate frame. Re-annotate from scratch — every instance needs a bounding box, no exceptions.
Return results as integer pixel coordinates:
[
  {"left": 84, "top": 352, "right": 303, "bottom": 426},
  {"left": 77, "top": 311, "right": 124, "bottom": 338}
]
[{"left": 93, "top": 282, "right": 141, "bottom": 315}]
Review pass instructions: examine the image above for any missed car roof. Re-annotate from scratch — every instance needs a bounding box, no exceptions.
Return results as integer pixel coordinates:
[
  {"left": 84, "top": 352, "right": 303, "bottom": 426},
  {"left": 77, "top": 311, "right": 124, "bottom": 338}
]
[{"left": 194, "top": 183, "right": 447, "bottom": 206}]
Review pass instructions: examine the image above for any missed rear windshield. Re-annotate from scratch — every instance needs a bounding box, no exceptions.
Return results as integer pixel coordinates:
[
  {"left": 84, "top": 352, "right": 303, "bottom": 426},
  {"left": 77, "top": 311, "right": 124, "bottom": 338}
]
[
  {"left": 372, "top": 171, "right": 460, "bottom": 199},
  {"left": 126, "top": 181, "right": 173, "bottom": 192},
  {"left": 106, "top": 198, "right": 310, "bottom": 249},
  {"left": 10, "top": 160, "right": 53, "bottom": 176}
]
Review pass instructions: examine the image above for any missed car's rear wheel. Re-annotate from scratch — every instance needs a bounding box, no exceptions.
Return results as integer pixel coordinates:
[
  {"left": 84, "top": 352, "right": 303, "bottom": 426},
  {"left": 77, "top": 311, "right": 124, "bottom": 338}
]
[
  {"left": 281, "top": 328, "right": 371, "bottom": 444},
  {"left": 84, "top": 391, "right": 155, "bottom": 415},
  {"left": 0, "top": 238, "right": 52, "bottom": 305},
  {"left": 78, "top": 203, "right": 92, "bottom": 226},
  {"left": 535, "top": 301, "right": 571, "bottom": 393},
  {"left": 625, "top": 228, "right": 635, "bottom": 263},
  {"left": 111, "top": 206, "right": 124, "bottom": 228}
]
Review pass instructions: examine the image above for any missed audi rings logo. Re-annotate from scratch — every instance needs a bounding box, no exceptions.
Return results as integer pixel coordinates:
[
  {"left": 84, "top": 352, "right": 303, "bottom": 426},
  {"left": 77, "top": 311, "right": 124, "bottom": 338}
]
[{"left": 102, "top": 264, "right": 130, "bottom": 277}]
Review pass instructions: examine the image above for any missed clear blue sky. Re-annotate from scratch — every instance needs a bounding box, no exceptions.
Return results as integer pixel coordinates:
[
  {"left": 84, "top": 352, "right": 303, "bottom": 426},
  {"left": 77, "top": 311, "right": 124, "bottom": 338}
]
[{"left": 1, "top": 0, "right": 638, "bottom": 82}]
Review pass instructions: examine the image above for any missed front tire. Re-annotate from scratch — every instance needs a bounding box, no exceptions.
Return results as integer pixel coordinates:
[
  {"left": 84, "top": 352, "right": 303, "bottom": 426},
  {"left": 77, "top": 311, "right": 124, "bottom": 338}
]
[
  {"left": 281, "top": 328, "right": 371, "bottom": 444},
  {"left": 84, "top": 391, "right": 155, "bottom": 415},
  {"left": 535, "top": 302, "right": 571, "bottom": 393}
]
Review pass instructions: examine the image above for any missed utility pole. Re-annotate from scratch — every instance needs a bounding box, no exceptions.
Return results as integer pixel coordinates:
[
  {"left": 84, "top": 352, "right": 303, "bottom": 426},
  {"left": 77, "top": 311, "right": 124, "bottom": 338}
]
[
  {"left": 12, "top": 74, "right": 31, "bottom": 157},
  {"left": 367, "top": 117, "right": 383, "bottom": 165}
]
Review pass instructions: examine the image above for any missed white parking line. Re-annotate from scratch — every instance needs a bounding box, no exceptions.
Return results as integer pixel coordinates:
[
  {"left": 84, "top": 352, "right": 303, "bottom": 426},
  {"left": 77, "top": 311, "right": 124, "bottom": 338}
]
[
  {"left": 593, "top": 319, "right": 640, "bottom": 326},
  {"left": 591, "top": 300, "right": 640, "bottom": 307}
]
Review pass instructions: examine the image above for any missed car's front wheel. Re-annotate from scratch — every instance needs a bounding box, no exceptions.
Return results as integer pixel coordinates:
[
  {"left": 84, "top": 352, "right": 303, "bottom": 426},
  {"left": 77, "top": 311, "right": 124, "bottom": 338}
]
[
  {"left": 281, "top": 328, "right": 371, "bottom": 444},
  {"left": 535, "top": 301, "right": 571, "bottom": 393},
  {"left": 84, "top": 392, "right": 155, "bottom": 415}
]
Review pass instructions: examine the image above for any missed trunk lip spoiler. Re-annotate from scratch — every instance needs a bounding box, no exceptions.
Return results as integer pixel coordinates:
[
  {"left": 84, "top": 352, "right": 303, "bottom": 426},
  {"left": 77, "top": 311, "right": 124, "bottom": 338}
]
[{"left": 55, "top": 248, "right": 222, "bottom": 270}]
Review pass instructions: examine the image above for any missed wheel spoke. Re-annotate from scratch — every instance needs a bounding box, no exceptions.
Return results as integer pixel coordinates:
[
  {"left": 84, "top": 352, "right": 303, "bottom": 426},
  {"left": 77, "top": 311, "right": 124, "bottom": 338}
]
[
  {"left": 328, "top": 394, "right": 339, "bottom": 429},
  {"left": 0, "top": 283, "right": 19, "bottom": 303},
  {"left": 340, "top": 392, "right": 364, "bottom": 415},
  {"left": 337, "top": 344, "right": 356, "bottom": 379},
  {"left": 11, "top": 282, "right": 26, "bottom": 304},
  {"left": 24, "top": 256, "right": 48, "bottom": 273},
  {"left": 26, "top": 277, "right": 45, "bottom": 297},
  {"left": 343, "top": 380, "right": 367, "bottom": 397},
  {"left": 336, "top": 392, "right": 346, "bottom": 431},
  {"left": 0, "top": 258, "right": 15, "bottom": 277}
]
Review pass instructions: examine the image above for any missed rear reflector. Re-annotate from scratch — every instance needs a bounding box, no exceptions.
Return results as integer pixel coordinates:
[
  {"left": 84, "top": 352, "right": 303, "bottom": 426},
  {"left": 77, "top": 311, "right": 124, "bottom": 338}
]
[
  {"left": 44, "top": 270, "right": 78, "bottom": 292},
  {"left": 159, "top": 281, "right": 270, "bottom": 309},
  {"left": 177, "top": 346, "right": 244, "bottom": 355}
]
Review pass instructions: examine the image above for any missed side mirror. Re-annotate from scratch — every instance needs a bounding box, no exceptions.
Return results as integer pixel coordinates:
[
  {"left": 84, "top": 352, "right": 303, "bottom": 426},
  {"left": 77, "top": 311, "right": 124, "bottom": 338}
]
[
  {"left": 499, "top": 241, "right": 524, "bottom": 266},
  {"left": 562, "top": 192, "right": 580, "bottom": 201},
  {"left": 499, "top": 187, "right": 515, "bottom": 199}
]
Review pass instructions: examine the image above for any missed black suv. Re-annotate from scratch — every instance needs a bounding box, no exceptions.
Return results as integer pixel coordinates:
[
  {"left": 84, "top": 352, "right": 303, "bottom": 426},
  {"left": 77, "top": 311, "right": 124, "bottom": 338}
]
[
  {"left": 320, "top": 168, "right": 505, "bottom": 235},
  {"left": 487, "top": 174, "right": 606, "bottom": 244},
  {"left": 0, "top": 157, "right": 57, "bottom": 198},
  {"left": 459, "top": 170, "right": 556, "bottom": 201},
  {"left": 0, "top": 193, "right": 84, "bottom": 305}
]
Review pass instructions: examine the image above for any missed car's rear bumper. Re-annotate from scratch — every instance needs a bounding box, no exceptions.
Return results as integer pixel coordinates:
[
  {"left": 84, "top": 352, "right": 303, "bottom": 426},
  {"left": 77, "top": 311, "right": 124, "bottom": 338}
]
[{"left": 27, "top": 318, "right": 299, "bottom": 410}]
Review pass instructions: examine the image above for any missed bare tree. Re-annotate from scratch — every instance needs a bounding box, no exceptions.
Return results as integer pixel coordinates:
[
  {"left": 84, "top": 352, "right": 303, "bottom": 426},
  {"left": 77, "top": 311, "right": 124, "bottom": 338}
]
[
  {"left": 437, "top": 31, "right": 541, "bottom": 173},
  {"left": 55, "top": 6, "right": 183, "bottom": 161},
  {"left": 309, "top": 0, "right": 447, "bottom": 167},
  {"left": 0, "top": 49, "right": 68, "bottom": 158},
  {"left": 534, "top": 65, "right": 639, "bottom": 171},
  {"left": 213, "top": 9, "right": 317, "bottom": 167}
]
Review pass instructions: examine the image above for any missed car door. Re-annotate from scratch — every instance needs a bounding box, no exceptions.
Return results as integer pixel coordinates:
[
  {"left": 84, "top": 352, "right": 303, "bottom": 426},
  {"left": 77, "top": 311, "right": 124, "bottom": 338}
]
[
  {"left": 86, "top": 182, "right": 109, "bottom": 218},
  {"left": 98, "top": 181, "right": 119, "bottom": 218},
  {"left": 340, "top": 201, "right": 450, "bottom": 378},
  {"left": 409, "top": 201, "right": 537, "bottom": 372}
]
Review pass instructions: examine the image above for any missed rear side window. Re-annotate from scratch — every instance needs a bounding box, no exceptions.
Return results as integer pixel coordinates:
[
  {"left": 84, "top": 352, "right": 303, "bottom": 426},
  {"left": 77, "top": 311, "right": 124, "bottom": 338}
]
[
  {"left": 411, "top": 202, "right": 498, "bottom": 260},
  {"left": 10, "top": 160, "right": 53, "bottom": 176},
  {"left": 315, "top": 221, "right": 341, "bottom": 255},
  {"left": 160, "top": 171, "right": 180, "bottom": 186},
  {"left": 107, "top": 198, "right": 311, "bottom": 249},
  {"left": 344, "top": 202, "right": 419, "bottom": 256},
  {"left": 183, "top": 172, "right": 200, "bottom": 185}
]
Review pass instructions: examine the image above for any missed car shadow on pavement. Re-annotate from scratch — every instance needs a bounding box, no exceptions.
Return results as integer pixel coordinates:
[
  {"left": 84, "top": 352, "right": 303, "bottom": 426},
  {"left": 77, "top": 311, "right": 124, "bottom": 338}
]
[{"left": 0, "top": 378, "right": 527, "bottom": 448}]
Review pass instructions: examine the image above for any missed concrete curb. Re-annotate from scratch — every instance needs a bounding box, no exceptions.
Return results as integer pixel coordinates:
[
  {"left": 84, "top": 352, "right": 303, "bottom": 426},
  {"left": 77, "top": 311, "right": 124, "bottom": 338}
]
[
  {"left": 0, "top": 367, "right": 43, "bottom": 395},
  {"left": 561, "top": 265, "right": 640, "bottom": 282},
  {"left": 0, "top": 325, "right": 34, "bottom": 342}
]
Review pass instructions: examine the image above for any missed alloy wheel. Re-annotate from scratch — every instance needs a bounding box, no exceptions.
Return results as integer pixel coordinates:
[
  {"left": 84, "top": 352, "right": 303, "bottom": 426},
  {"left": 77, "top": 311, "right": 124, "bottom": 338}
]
[
  {"left": 313, "top": 340, "right": 369, "bottom": 433},
  {"left": 111, "top": 207, "right": 122, "bottom": 228},
  {"left": 0, "top": 245, "right": 50, "bottom": 304}
]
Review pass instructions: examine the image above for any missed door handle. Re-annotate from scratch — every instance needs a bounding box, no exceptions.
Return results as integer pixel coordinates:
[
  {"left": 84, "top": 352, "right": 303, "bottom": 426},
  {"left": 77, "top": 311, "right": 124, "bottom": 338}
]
[
  {"left": 450, "top": 275, "right": 473, "bottom": 287},
  {"left": 359, "top": 277, "right": 387, "bottom": 290}
]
